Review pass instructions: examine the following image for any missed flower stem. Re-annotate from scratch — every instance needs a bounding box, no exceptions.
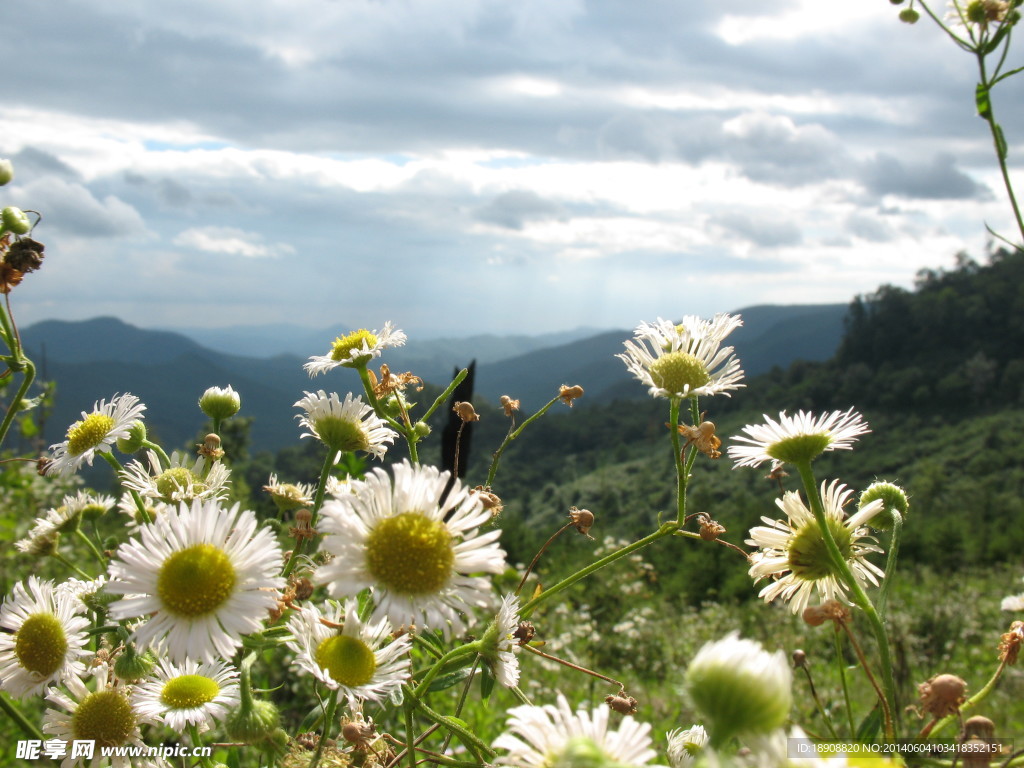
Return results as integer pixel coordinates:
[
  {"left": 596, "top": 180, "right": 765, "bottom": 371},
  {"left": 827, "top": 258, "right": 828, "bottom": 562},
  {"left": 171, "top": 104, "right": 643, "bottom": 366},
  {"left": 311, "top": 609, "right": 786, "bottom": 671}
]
[
  {"left": 75, "top": 528, "right": 107, "bottom": 567},
  {"left": 878, "top": 510, "right": 903, "bottom": 617},
  {"left": 515, "top": 522, "right": 573, "bottom": 596},
  {"left": 975, "top": 49, "right": 1024, "bottom": 243},
  {"left": 413, "top": 641, "right": 482, "bottom": 697},
  {"left": 0, "top": 692, "right": 43, "bottom": 740},
  {"left": 309, "top": 691, "right": 339, "bottom": 768},
  {"left": 834, "top": 625, "right": 856, "bottom": 737},
  {"left": 927, "top": 658, "right": 1008, "bottom": 738},
  {"left": 486, "top": 393, "right": 561, "bottom": 487},
  {"left": 402, "top": 683, "right": 495, "bottom": 762},
  {"left": 52, "top": 551, "right": 92, "bottom": 579},
  {"left": 281, "top": 449, "right": 334, "bottom": 578},
  {"left": 794, "top": 460, "right": 898, "bottom": 740},
  {"left": 100, "top": 452, "right": 152, "bottom": 525},
  {"left": 519, "top": 523, "right": 677, "bottom": 619},
  {"left": 668, "top": 398, "right": 686, "bottom": 525}
]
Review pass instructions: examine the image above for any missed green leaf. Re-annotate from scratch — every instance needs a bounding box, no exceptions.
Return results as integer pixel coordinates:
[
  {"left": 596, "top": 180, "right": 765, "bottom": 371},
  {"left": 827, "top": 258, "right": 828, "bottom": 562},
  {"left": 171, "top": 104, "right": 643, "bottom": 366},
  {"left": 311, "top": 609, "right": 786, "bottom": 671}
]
[
  {"left": 480, "top": 663, "right": 495, "bottom": 700},
  {"left": 985, "top": 23, "right": 1011, "bottom": 53},
  {"left": 855, "top": 706, "right": 882, "bottom": 742},
  {"left": 976, "top": 82, "right": 992, "bottom": 118},
  {"left": 995, "top": 123, "right": 1009, "bottom": 159},
  {"left": 428, "top": 667, "right": 474, "bottom": 692}
]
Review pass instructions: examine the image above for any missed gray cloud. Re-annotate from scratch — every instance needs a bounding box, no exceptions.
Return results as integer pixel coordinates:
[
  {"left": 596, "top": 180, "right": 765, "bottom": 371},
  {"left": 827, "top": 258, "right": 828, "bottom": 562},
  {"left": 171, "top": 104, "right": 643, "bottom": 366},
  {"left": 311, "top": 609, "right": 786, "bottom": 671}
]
[
  {"left": 859, "top": 152, "right": 992, "bottom": 200},
  {"left": 474, "top": 190, "right": 567, "bottom": 230},
  {"left": 709, "top": 211, "right": 803, "bottom": 247},
  {"left": 11, "top": 178, "right": 148, "bottom": 238}
]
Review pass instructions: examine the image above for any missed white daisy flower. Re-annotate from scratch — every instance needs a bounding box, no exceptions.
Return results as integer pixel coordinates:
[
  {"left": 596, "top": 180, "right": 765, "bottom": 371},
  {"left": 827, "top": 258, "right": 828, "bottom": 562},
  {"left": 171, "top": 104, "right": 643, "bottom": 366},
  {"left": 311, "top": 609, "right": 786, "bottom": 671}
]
[
  {"left": 747, "top": 480, "right": 885, "bottom": 615},
  {"left": 15, "top": 517, "right": 61, "bottom": 555},
  {"left": 314, "top": 460, "right": 506, "bottom": 637},
  {"left": 617, "top": 315, "right": 744, "bottom": 400},
  {"left": 305, "top": 322, "right": 407, "bottom": 376},
  {"left": 16, "top": 491, "right": 116, "bottom": 554},
  {"left": 666, "top": 725, "right": 707, "bottom": 768},
  {"left": 0, "top": 577, "right": 91, "bottom": 698},
  {"left": 728, "top": 408, "right": 869, "bottom": 469},
  {"left": 106, "top": 499, "right": 285, "bottom": 663},
  {"left": 56, "top": 576, "right": 108, "bottom": 607},
  {"left": 295, "top": 391, "right": 398, "bottom": 459},
  {"left": 685, "top": 633, "right": 792, "bottom": 745},
  {"left": 42, "top": 664, "right": 151, "bottom": 768},
  {"left": 133, "top": 657, "right": 240, "bottom": 733},
  {"left": 494, "top": 693, "right": 661, "bottom": 768},
  {"left": 45, "top": 394, "right": 146, "bottom": 477},
  {"left": 120, "top": 450, "right": 231, "bottom": 505},
  {"left": 481, "top": 594, "right": 521, "bottom": 688},
  {"left": 285, "top": 599, "right": 411, "bottom": 707}
]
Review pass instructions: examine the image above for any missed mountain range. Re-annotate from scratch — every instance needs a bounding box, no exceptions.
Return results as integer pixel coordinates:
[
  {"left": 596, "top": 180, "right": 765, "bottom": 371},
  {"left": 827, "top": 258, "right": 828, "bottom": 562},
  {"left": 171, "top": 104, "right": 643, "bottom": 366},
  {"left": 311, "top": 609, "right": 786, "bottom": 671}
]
[{"left": 19, "top": 303, "right": 847, "bottom": 455}]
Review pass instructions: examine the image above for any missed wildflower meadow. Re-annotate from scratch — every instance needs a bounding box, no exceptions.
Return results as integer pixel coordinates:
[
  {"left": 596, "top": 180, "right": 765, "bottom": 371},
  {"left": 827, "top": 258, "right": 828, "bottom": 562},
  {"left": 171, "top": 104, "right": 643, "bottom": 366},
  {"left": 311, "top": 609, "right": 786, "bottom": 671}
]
[{"left": 1, "top": 3, "right": 1024, "bottom": 768}]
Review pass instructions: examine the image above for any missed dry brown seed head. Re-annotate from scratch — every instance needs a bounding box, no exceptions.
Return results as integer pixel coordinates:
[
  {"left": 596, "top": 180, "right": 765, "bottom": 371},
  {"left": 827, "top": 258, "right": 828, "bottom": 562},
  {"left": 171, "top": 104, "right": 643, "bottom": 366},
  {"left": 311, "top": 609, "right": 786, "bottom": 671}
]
[
  {"left": 472, "top": 485, "right": 504, "bottom": 516},
  {"left": 341, "top": 718, "right": 377, "bottom": 747},
  {"left": 918, "top": 673, "right": 967, "bottom": 718},
  {"left": 999, "top": 621, "right": 1024, "bottom": 665},
  {"left": 963, "top": 715, "right": 996, "bottom": 741},
  {"left": 513, "top": 621, "right": 536, "bottom": 645},
  {"left": 499, "top": 395, "right": 521, "bottom": 417},
  {"left": 605, "top": 692, "right": 639, "bottom": 715},
  {"left": 697, "top": 514, "right": 725, "bottom": 541},
  {"left": 293, "top": 577, "right": 314, "bottom": 601},
  {"left": 792, "top": 649, "right": 807, "bottom": 668},
  {"left": 569, "top": 506, "right": 595, "bottom": 538},
  {"left": 453, "top": 401, "right": 480, "bottom": 422},
  {"left": 197, "top": 433, "right": 225, "bottom": 460},
  {"left": 558, "top": 384, "right": 584, "bottom": 407}
]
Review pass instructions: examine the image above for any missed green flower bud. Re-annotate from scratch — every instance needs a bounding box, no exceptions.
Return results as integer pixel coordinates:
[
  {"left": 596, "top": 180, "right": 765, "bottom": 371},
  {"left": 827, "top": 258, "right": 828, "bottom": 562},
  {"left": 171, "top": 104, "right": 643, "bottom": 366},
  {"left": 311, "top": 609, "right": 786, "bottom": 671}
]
[
  {"left": 116, "top": 420, "right": 147, "bottom": 454},
  {"left": 859, "top": 481, "right": 909, "bottom": 531},
  {"left": 1, "top": 207, "right": 31, "bottom": 235},
  {"left": 113, "top": 645, "right": 155, "bottom": 683},
  {"left": 899, "top": 7, "right": 920, "bottom": 22},
  {"left": 685, "top": 633, "right": 792, "bottom": 747},
  {"left": 199, "top": 385, "right": 241, "bottom": 421},
  {"left": 226, "top": 699, "right": 280, "bottom": 744},
  {"left": 0, "top": 159, "right": 13, "bottom": 186},
  {"left": 414, "top": 421, "right": 431, "bottom": 438}
]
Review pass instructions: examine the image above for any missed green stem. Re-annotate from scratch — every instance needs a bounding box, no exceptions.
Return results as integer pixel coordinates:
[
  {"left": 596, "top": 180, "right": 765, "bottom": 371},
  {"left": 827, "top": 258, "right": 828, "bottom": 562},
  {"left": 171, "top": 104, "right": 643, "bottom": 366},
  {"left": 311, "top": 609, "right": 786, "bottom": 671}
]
[
  {"left": 75, "top": 528, "right": 107, "bottom": 567},
  {"left": 309, "top": 691, "right": 339, "bottom": 768},
  {"left": 402, "top": 684, "right": 495, "bottom": 761},
  {"left": 668, "top": 398, "right": 686, "bottom": 524},
  {"left": 422, "top": 368, "right": 469, "bottom": 422},
  {"left": 877, "top": 510, "right": 903, "bottom": 618},
  {"left": 281, "top": 449, "right": 334, "bottom": 579},
  {"left": 0, "top": 692, "right": 44, "bottom": 740},
  {"left": 52, "top": 551, "right": 91, "bottom": 579},
  {"left": 794, "top": 461, "right": 898, "bottom": 740},
  {"left": 486, "top": 393, "right": 561, "bottom": 487},
  {"left": 439, "top": 655, "right": 481, "bottom": 755},
  {"left": 976, "top": 50, "right": 1024, "bottom": 243},
  {"left": 0, "top": 359, "right": 34, "bottom": 453},
  {"left": 834, "top": 625, "right": 856, "bottom": 737},
  {"left": 188, "top": 723, "right": 215, "bottom": 768},
  {"left": 519, "top": 523, "right": 677, "bottom": 619},
  {"left": 356, "top": 365, "right": 415, "bottom": 462},
  {"left": 140, "top": 439, "right": 172, "bottom": 469},
  {"left": 404, "top": 697, "right": 418, "bottom": 768},
  {"left": 413, "top": 641, "right": 482, "bottom": 697}
]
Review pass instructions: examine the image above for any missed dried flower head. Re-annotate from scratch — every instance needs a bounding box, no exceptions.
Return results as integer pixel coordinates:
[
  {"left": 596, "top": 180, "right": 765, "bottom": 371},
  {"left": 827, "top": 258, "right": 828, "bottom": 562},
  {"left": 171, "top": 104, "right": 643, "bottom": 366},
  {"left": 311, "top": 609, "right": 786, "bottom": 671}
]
[
  {"left": 500, "top": 395, "right": 521, "bottom": 417},
  {"left": 673, "top": 421, "right": 722, "bottom": 459},
  {"left": 697, "top": 514, "right": 725, "bottom": 542},
  {"left": 569, "top": 507, "right": 595, "bottom": 538},
  {"left": 999, "top": 621, "right": 1024, "bottom": 665},
  {"left": 558, "top": 384, "right": 584, "bottom": 407},
  {"left": 197, "top": 433, "right": 224, "bottom": 461},
  {"left": 453, "top": 401, "right": 480, "bottom": 422},
  {"left": 473, "top": 486, "right": 504, "bottom": 517},
  {"left": 918, "top": 673, "right": 967, "bottom": 718},
  {"left": 369, "top": 364, "right": 423, "bottom": 398},
  {"left": 801, "top": 600, "right": 851, "bottom": 627},
  {"left": 605, "top": 691, "right": 639, "bottom": 715}
]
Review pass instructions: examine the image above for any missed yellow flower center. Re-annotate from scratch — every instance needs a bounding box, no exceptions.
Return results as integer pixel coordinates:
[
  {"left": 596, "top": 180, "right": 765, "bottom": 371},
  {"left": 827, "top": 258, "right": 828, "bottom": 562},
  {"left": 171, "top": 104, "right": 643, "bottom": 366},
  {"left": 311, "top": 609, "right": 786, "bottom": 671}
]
[
  {"left": 73, "top": 690, "right": 136, "bottom": 747},
  {"left": 365, "top": 512, "right": 454, "bottom": 596},
  {"left": 157, "top": 544, "right": 236, "bottom": 617},
  {"left": 66, "top": 413, "right": 115, "bottom": 456},
  {"left": 314, "top": 416, "right": 370, "bottom": 453},
  {"left": 315, "top": 634, "right": 377, "bottom": 687},
  {"left": 648, "top": 352, "right": 710, "bottom": 396},
  {"left": 161, "top": 674, "right": 221, "bottom": 709},
  {"left": 788, "top": 518, "right": 854, "bottom": 581},
  {"left": 154, "top": 467, "right": 204, "bottom": 501},
  {"left": 15, "top": 613, "right": 67, "bottom": 677},
  {"left": 330, "top": 329, "right": 379, "bottom": 364}
]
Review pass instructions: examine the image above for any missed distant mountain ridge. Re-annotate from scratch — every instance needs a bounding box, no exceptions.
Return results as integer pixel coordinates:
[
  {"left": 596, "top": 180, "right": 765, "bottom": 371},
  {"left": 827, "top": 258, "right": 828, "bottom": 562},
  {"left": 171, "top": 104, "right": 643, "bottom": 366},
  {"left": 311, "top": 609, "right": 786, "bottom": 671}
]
[{"left": 21, "top": 304, "right": 847, "bottom": 454}]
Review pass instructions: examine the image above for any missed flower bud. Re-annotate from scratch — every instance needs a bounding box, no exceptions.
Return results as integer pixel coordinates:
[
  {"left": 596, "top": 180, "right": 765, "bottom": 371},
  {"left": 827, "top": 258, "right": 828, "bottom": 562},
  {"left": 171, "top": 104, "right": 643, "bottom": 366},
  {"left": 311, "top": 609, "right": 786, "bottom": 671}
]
[
  {"left": 116, "top": 420, "right": 147, "bottom": 454},
  {"left": 0, "top": 159, "right": 13, "bottom": 186},
  {"left": 226, "top": 699, "right": 281, "bottom": 744},
  {"left": 199, "top": 385, "right": 241, "bottom": 420},
  {"left": 899, "top": 8, "right": 920, "bottom": 22},
  {"left": 859, "top": 481, "right": 909, "bottom": 530},
  {"left": 1, "top": 207, "right": 31, "bottom": 235},
  {"left": 685, "top": 632, "right": 792, "bottom": 746},
  {"left": 414, "top": 420, "right": 431, "bottom": 438},
  {"left": 113, "top": 645, "right": 155, "bottom": 683}
]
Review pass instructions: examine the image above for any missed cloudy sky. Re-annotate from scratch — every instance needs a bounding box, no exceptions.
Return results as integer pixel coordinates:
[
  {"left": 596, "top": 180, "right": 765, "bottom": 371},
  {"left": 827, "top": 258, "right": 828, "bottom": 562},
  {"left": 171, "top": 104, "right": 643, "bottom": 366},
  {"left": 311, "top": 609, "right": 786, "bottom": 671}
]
[{"left": 0, "top": 0, "right": 1020, "bottom": 339}]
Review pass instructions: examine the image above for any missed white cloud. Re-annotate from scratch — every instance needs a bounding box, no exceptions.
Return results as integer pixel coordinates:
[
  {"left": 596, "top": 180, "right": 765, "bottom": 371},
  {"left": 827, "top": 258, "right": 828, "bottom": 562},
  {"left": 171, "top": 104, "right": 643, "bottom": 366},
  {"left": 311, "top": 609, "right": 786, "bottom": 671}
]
[{"left": 173, "top": 227, "right": 295, "bottom": 259}]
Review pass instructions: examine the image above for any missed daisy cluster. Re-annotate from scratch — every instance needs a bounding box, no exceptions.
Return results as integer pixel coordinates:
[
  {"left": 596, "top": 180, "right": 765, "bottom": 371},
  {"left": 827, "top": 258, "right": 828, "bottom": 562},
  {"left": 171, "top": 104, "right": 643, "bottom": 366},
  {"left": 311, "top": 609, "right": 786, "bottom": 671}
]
[{"left": 0, "top": 314, "right": 913, "bottom": 768}]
